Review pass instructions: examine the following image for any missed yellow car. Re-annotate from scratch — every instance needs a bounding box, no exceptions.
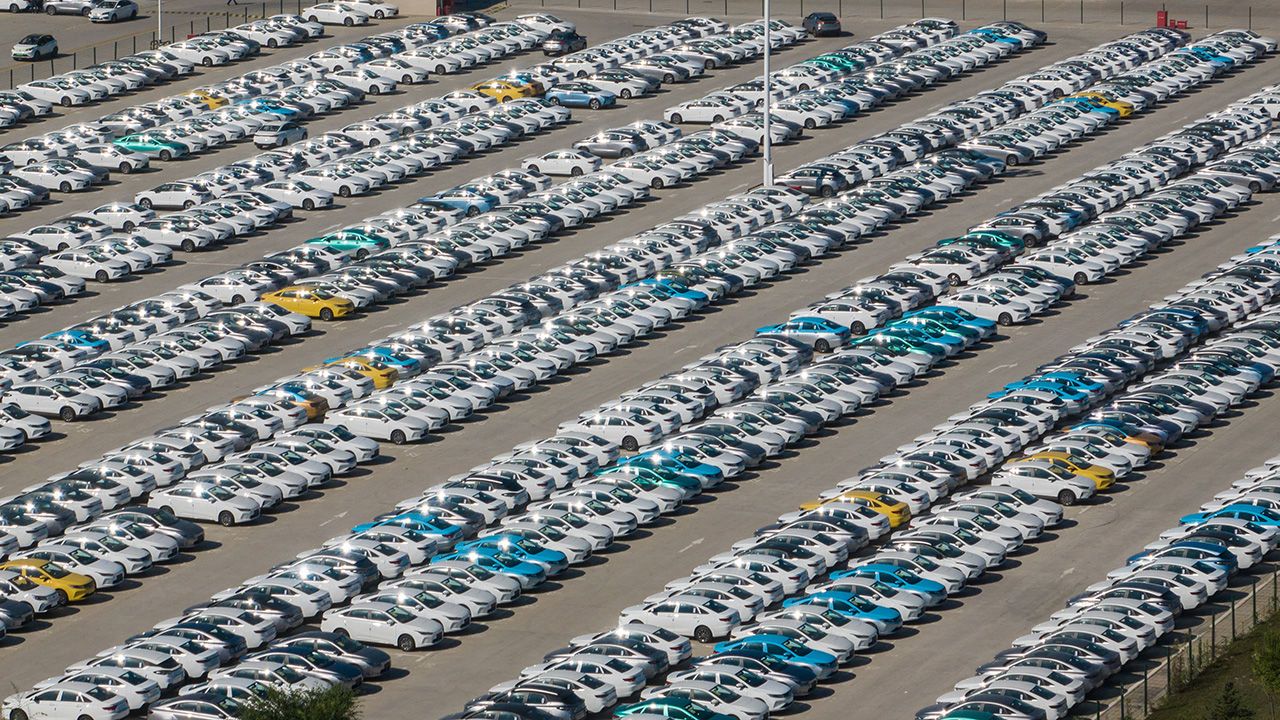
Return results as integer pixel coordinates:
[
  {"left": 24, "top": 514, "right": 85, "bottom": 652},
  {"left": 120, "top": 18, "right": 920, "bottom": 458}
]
[
  {"left": 260, "top": 286, "right": 355, "bottom": 321},
  {"left": 187, "top": 89, "right": 228, "bottom": 110},
  {"left": 1071, "top": 91, "right": 1135, "bottom": 117},
  {"left": 0, "top": 558, "right": 96, "bottom": 603},
  {"left": 800, "top": 490, "right": 911, "bottom": 528},
  {"left": 471, "top": 79, "right": 539, "bottom": 102},
  {"left": 1013, "top": 454, "right": 1115, "bottom": 490},
  {"left": 307, "top": 356, "right": 398, "bottom": 389}
]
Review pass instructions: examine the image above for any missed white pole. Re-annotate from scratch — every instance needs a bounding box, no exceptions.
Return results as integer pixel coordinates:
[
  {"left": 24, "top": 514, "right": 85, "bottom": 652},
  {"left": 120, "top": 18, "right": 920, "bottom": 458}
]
[
  {"left": 157, "top": 0, "right": 163, "bottom": 46},
  {"left": 761, "top": 0, "right": 773, "bottom": 187}
]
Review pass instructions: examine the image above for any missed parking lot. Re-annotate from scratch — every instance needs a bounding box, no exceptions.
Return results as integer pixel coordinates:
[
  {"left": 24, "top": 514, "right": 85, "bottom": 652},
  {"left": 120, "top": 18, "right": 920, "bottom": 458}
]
[{"left": 0, "top": 5, "right": 1277, "bottom": 720}]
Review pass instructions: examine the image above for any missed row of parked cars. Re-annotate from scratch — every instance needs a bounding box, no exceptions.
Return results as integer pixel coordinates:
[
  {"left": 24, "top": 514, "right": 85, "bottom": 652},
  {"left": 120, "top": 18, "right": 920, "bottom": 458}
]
[
  {"left": 440, "top": 110, "right": 1280, "bottom": 720},
  {"left": 912, "top": 243, "right": 1280, "bottom": 720}
]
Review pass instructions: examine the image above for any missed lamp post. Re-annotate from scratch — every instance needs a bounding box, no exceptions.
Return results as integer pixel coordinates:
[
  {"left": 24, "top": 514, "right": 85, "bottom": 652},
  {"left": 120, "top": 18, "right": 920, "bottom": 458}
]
[
  {"left": 157, "top": 0, "right": 164, "bottom": 45},
  {"left": 761, "top": 0, "right": 773, "bottom": 186}
]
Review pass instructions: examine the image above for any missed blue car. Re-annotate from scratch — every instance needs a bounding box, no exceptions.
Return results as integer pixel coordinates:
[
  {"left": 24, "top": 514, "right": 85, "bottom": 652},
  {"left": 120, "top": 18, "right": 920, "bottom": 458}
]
[
  {"left": 988, "top": 379, "right": 1092, "bottom": 403},
  {"left": 432, "top": 546, "right": 548, "bottom": 588},
  {"left": 1126, "top": 541, "right": 1237, "bottom": 574},
  {"left": 236, "top": 97, "right": 299, "bottom": 117},
  {"left": 1050, "top": 96, "right": 1121, "bottom": 119},
  {"left": 831, "top": 564, "right": 947, "bottom": 605},
  {"left": 1181, "top": 504, "right": 1280, "bottom": 528},
  {"left": 712, "top": 634, "right": 837, "bottom": 678},
  {"left": 352, "top": 510, "right": 463, "bottom": 546},
  {"left": 619, "top": 449, "right": 724, "bottom": 485},
  {"left": 453, "top": 534, "right": 569, "bottom": 575},
  {"left": 337, "top": 346, "right": 423, "bottom": 377},
  {"left": 546, "top": 81, "right": 617, "bottom": 109},
  {"left": 421, "top": 187, "right": 500, "bottom": 217},
  {"left": 905, "top": 306, "right": 996, "bottom": 336},
  {"left": 39, "top": 329, "right": 110, "bottom": 353},
  {"left": 756, "top": 316, "right": 851, "bottom": 353},
  {"left": 632, "top": 278, "right": 710, "bottom": 308},
  {"left": 782, "top": 590, "right": 902, "bottom": 633}
]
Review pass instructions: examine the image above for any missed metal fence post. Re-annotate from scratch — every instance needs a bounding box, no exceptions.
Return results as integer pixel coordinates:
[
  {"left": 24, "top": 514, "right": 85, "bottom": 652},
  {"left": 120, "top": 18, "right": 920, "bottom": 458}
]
[
  {"left": 1211, "top": 615, "right": 1217, "bottom": 660},
  {"left": 133, "top": 35, "right": 137, "bottom": 53},
  {"left": 919, "top": 0, "right": 923, "bottom": 17},
  {"left": 1205, "top": 4, "right": 1209, "bottom": 27},
  {"left": 1079, "top": 0, "right": 1083, "bottom": 22},
  {"left": 1120, "top": 0, "right": 1123, "bottom": 24},
  {"left": 92, "top": 47, "right": 96, "bottom": 64},
  {"left": 1120, "top": 689, "right": 1126, "bottom": 720},
  {"left": 71, "top": 52, "right": 76, "bottom": 69},
  {"left": 1040, "top": 0, "right": 1044, "bottom": 21},
  {"left": 1249, "top": 6, "right": 1252, "bottom": 30},
  {"left": 1255, "top": 577, "right": 1260, "bottom": 624},
  {"left": 1002, "top": 0, "right": 1005, "bottom": 19},
  {"left": 1144, "top": 663, "right": 1149, "bottom": 713},
  {"left": 189, "top": 19, "right": 194, "bottom": 35},
  {"left": 879, "top": 0, "right": 882, "bottom": 18},
  {"left": 1167, "top": 643, "right": 1173, "bottom": 690},
  {"left": 114, "top": 40, "right": 118, "bottom": 59},
  {"left": 206, "top": 16, "right": 210, "bottom": 31},
  {"left": 1232, "top": 596, "right": 1237, "bottom": 639}
]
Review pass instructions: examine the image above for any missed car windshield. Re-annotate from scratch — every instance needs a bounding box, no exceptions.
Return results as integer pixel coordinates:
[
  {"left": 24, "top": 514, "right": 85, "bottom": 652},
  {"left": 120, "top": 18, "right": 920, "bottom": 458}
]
[{"left": 386, "top": 605, "right": 415, "bottom": 623}]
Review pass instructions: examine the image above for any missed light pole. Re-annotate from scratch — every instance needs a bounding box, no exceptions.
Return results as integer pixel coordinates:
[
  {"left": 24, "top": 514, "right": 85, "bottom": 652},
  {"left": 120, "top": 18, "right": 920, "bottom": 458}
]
[
  {"left": 157, "top": 0, "right": 163, "bottom": 46},
  {"left": 761, "top": 0, "right": 773, "bottom": 186}
]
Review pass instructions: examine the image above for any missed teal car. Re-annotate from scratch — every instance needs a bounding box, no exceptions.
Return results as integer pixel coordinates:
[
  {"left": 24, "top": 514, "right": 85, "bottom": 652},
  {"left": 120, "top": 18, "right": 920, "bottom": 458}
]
[
  {"left": 114, "top": 134, "right": 189, "bottom": 161},
  {"left": 452, "top": 534, "right": 569, "bottom": 575},
  {"left": 600, "top": 463, "right": 704, "bottom": 497},
  {"left": 615, "top": 697, "right": 735, "bottom": 720},
  {"left": 304, "top": 229, "right": 391, "bottom": 259}
]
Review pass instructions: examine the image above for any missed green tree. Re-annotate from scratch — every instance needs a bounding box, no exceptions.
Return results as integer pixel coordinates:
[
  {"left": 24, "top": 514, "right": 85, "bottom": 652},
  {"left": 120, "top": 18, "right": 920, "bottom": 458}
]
[
  {"left": 1207, "top": 681, "right": 1257, "bottom": 720},
  {"left": 238, "top": 685, "right": 361, "bottom": 720},
  {"left": 1253, "top": 630, "right": 1280, "bottom": 720}
]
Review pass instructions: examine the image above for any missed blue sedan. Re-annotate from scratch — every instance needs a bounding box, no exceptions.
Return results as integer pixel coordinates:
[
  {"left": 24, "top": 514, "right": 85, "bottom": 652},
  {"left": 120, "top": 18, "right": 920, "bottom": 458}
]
[
  {"left": 756, "top": 316, "right": 851, "bottom": 353},
  {"left": 39, "top": 329, "right": 111, "bottom": 353},
  {"left": 352, "top": 510, "right": 463, "bottom": 545},
  {"left": 712, "top": 634, "right": 838, "bottom": 678},
  {"left": 831, "top": 564, "right": 947, "bottom": 605},
  {"left": 633, "top": 278, "right": 711, "bottom": 308},
  {"left": 1180, "top": 504, "right": 1280, "bottom": 528},
  {"left": 546, "top": 81, "right": 617, "bottom": 109},
  {"left": 904, "top": 306, "right": 996, "bottom": 337},
  {"left": 619, "top": 449, "right": 724, "bottom": 485},
  {"left": 783, "top": 591, "right": 902, "bottom": 633},
  {"left": 453, "top": 534, "right": 569, "bottom": 574},
  {"left": 432, "top": 547, "right": 548, "bottom": 588}
]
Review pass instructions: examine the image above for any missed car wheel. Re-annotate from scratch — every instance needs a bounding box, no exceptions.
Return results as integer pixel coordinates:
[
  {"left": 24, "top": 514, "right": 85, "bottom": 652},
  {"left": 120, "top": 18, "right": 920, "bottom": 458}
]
[
  {"left": 181, "top": 239, "right": 196, "bottom": 252},
  {"left": 59, "top": 181, "right": 71, "bottom": 193},
  {"left": 95, "top": 270, "right": 109, "bottom": 283},
  {"left": 997, "top": 312, "right": 1013, "bottom": 326},
  {"left": 9, "top": 4, "right": 20, "bottom": 11},
  {"left": 669, "top": 112, "right": 683, "bottom": 123},
  {"left": 160, "top": 506, "right": 174, "bottom": 516},
  {"left": 108, "top": 12, "right": 115, "bottom": 19},
  {"left": 663, "top": 73, "right": 674, "bottom": 84},
  {"left": 338, "top": 185, "right": 351, "bottom": 197},
  {"left": 651, "top": 178, "right": 664, "bottom": 189},
  {"left": 302, "top": 198, "right": 315, "bottom": 211},
  {"left": 307, "top": 14, "right": 318, "bottom": 21},
  {"left": 119, "top": 162, "right": 132, "bottom": 173},
  {"left": 369, "top": 85, "right": 380, "bottom": 95},
  {"left": 56, "top": 242, "right": 69, "bottom": 252},
  {"left": 1057, "top": 489, "right": 1078, "bottom": 506},
  {"left": 397, "top": 634, "right": 416, "bottom": 651},
  {"left": 319, "top": 307, "right": 334, "bottom": 321},
  {"left": 123, "top": 221, "right": 135, "bottom": 231},
  {"left": 59, "top": 406, "right": 76, "bottom": 422},
  {"left": 402, "top": 74, "right": 411, "bottom": 83},
  {"left": 947, "top": 273, "right": 962, "bottom": 287},
  {"left": 375, "top": 9, "right": 385, "bottom": 17},
  {"left": 570, "top": 166, "right": 582, "bottom": 177},
  {"left": 466, "top": 206, "right": 479, "bottom": 217},
  {"left": 45, "top": 5, "right": 55, "bottom": 12},
  {"left": 619, "top": 148, "right": 633, "bottom": 157},
  {"left": 218, "top": 511, "right": 235, "bottom": 526},
  {"left": 620, "top": 88, "right": 632, "bottom": 99},
  {"left": 201, "top": 57, "right": 212, "bottom": 66},
  {"left": 390, "top": 429, "right": 407, "bottom": 445},
  {"left": 52, "top": 591, "right": 66, "bottom": 606},
  {"left": 1073, "top": 272, "right": 1088, "bottom": 286},
  {"left": 138, "top": 197, "right": 152, "bottom": 209},
  {"left": 814, "top": 339, "right": 831, "bottom": 353},
  {"left": 333, "top": 627, "right": 349, "bottom": 638},
  {"left": 621, "top": 435, "right": 638, "bottom": 452},
  {"left": 268, "top": 38, "right": 278, "bottom": 48},
  {"left": 850, "top": 321, "right": 866, "bottom": 335},
  {"left": 229, "top": 294, "right": 244, "bottom": 305},
  {"left": 158, "top": 149, "right": 172, "bottom": 161},
  {"left": 80, "top": 6, "right": 88, "bottom": 13},
  {"left": 343, "top": 16, "right": 353, "bottom": 25},
  {"left": 704, "top": 59, "right": 714, "bottom": 70},
  {"left": 820, "top": 185, "right": 835, "bottom": 198},
  {"left": 356, "top": 248, "right": 370, "bottom": 260},
  {"left": 1251, "top": 181, "right": 1263, "bottom": 193},
  {"left": 589, "top": 98, "right": 600, "bottom": 110},
  {"left": 435, "top": 65, "right": 445, "bottom": 75},
  {"left": 59, "top": 95, "right": 72, "bottom": 106},
  {"left": 693, "top": 625, "right": 713, "bottom": 643},
  {"left": 1005, "top": 154, "right": 1019, "bottom": 166}
]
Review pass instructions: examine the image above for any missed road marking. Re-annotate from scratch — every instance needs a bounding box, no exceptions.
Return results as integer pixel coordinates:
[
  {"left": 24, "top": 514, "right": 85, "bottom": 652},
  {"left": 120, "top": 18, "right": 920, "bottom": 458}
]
[
  {"left": 1061, "top": 567, "right": 1075, "bottom": 577},
  {"left": 678, "top": 538, "right": 704, "bottom": 553},
  {"left": 319, "top": 510, "right": 350, "bottom": 527},
  {"left": 988, "top": 363, "right": 1018, "bottom": 373},
  {"left": 1272, "top": 213, "right": 1280, "bottom": 222}
]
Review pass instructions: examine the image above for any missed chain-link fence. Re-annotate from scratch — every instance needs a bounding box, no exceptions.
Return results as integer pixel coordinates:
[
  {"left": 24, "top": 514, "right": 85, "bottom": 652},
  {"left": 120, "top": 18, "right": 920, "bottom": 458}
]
[
  {"left": 0, "top": 0, "right": 309, "bottom": 89},
  {"left": 507, "top": 0, "right": 1279, "bottom": 31},
  {"left": 1064, "top": 562, "right": 1280, "bottom": 720}
]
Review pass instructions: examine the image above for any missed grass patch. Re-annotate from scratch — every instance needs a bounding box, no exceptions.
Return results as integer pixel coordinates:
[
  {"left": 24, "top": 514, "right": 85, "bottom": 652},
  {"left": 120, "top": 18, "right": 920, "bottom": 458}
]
[{"left": 1151, "top": 613, "right": 1280, "bottom": 720}]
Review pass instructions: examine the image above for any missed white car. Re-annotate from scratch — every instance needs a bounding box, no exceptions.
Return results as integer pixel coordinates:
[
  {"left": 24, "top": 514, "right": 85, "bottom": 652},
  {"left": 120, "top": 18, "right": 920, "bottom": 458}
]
[
  {"left": 13, "top": 161, "right": 100, "bottom": 193},
  {"left": 74, "top": 145, "right": 149, "bottom": 174},
  {"left": 522, "top": 149, "right": 602, "bottom": 177},
  {"left": 319, "top": 601, "right": 442, "bottom": 651},
  {"left": 147, "top": 482, "right": 261, "bottom": 526},
  {"left": 332, "top": 68, "right": 396, "bottom": 95},
  {"left": 329, "top": 405, "right": 431, "bottom": 445},
  {"left": 364, "top": 57, "right": 427, "bottom": 84},
  {"left": 258, "top": 180, "right": 334, "bottom": 211},
  {"left": 665, "top": 97, "right": 751, "bottom": 124},
  {"left": 2, "top": 682, "right": 130, "bottom": 720},
  {"left": 303, "top": 2, "right": 370, "bottom": 26},
  {"left": 89, "top": 0, "right": 138, "bottom": 21},
  {"left": 619, "top": 596, "right": 742, "bottom": 642},
  {"left": 135, "top": 181, "right": 212, "bottom": 210},
  {"left": 4, "top": 381, "right": 101, "bottom": 421},
  {"left": 341, "top": 0, "right": 397, "bottom": 17},
  {"left": 42, "top": 250, "right": 132, "bottom": 283}
]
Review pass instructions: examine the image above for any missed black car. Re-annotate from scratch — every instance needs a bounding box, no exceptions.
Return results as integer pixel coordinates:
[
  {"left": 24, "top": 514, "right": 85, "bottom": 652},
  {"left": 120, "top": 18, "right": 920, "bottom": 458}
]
[
  {"left": 802, "top": 12, "right": 841, "bottom": 36},
  {"left": 542, "top": 30, "right": 587, "bottom": 57}
]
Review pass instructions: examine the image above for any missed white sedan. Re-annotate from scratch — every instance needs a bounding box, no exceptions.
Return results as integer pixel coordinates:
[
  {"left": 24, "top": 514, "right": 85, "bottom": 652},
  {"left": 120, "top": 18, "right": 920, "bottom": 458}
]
[
  {"left": 12, "top": 162, "right": 100, "bottom": 193},
  {"left": 522, "top": 149, "right": 602, "bottom": 177},
  {"left": 135, "top": 182, "right": 212, "bottom": 210},
  {"left": 665, "top": 97, "right": 751, "bottom": 124},
  {"left": 258, "top": 180, "right": 335, "bottom": 211},
  {"left": 341, "top": 0, "right": 397, "bottom": 17},
  {"left": 74, "top": 145, "right": 149, "bottom": 174},
  {"left": 320, "top": 601, "right": 443, "bottom": 651},
  {"left": 303, "top": 2, "right": 370, "bottom": 26},
  {"left": 42, "top": 250, "right": 132, "bottom": 283},
  {"left": 364, "top": 58, "right": 427, "bottom": 84},
  {"left": 329, "top": 405, "right": 431, "bottom": 445},
  {"left": 177, "top": 274, "right": 268, "bottom": 305},
  {"left": 147, "top": 482, "right": 262, "bottom": 526},
  {"left": 332, "top": 68, "right": 396, "bottom": 95}
]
